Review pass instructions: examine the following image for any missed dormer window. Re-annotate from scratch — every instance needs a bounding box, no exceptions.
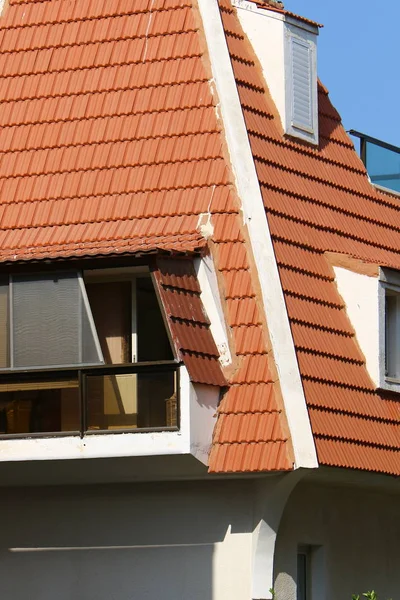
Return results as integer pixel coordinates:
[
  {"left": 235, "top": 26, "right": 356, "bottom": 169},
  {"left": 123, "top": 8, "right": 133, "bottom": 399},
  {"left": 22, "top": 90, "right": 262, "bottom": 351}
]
[
  {"left": 233, "top": 0, "right": 320, "bottom": 145},
  {"left": 0, "top": 268, "right": 177, "bottom": 437}
]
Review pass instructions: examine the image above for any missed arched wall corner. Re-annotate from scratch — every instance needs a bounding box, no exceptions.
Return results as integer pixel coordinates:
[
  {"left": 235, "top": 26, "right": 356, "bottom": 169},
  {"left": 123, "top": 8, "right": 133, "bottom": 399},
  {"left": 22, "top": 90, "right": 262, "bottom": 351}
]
[{"left": 252, "top": 470, "right": 306, "bottom": 600}]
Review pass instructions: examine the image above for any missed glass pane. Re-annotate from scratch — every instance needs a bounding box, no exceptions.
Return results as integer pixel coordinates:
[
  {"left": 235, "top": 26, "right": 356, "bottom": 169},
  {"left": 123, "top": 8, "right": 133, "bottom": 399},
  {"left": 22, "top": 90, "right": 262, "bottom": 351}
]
[
  {"left": 86, "top": 370, "right": 176, "bottom": 431},
  {"left": 137, "top": 277, "right": 173, "bottom": 361},
  {"left": 385, "top": 292, "right": 400, "bottom": 379},
  {"left": 0, "top": 378, "right": 79, "bottom": 434},
  {"left": 86, "top": 281, "right": 131, "bottom": 364},
  {"left": 365, "top": 140, "right": 400, "bottom": 193},
  {"left": 11, "top": 272, "right": 103, "bottom": 369},
  {"left": 297, "top": 552, "right": 307, "bottom": 600}
]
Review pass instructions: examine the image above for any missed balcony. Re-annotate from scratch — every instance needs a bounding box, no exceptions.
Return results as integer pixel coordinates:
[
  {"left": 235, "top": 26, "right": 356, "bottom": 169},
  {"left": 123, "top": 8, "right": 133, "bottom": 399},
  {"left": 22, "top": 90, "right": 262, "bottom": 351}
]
[
  {"left": 350, "top": 130, "right": 400, "bottom": 194},
  {"left": 0, "top": 361, "right": 179, "bottom": 438}
]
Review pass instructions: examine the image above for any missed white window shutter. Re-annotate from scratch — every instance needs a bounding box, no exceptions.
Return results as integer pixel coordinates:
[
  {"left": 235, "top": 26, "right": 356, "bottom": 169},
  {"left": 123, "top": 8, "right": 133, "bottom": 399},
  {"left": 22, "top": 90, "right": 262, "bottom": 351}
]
[{"left": 290, "top": 37, "right": 313, "bottom": 133}]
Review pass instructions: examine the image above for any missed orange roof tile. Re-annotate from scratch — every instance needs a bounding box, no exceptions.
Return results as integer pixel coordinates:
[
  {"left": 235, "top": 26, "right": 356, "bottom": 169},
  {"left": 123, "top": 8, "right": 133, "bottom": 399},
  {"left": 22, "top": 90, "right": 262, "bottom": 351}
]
[
  {"left": 220, "top": 0, "right": 400, "bottom": 475},
  {"left": 0, "top": 0, "right": 294, "bottom": 473}
]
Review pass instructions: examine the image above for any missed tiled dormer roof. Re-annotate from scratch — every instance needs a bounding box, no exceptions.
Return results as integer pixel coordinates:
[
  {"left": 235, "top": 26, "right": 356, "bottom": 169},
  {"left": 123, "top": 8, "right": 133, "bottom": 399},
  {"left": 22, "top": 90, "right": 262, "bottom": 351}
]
[
  {"left": 220, "top": 0, "right": 400, "bottom": 476},
  {"left": 0, "top": 0, "right": 294, "bottom": 472}
]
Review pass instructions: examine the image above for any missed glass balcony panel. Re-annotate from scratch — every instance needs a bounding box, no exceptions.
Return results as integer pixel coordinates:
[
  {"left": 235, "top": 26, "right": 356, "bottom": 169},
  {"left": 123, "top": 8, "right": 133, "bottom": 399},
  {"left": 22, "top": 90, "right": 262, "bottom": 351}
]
[
  {"left": 0, "top": 378, "right": 80, "bottom": 435},
  {"left": 86, "top": 369, "right": 176, "bottom": 431},
  {"left": 365, "top": 140, "right": 400, "bottom": 193}
]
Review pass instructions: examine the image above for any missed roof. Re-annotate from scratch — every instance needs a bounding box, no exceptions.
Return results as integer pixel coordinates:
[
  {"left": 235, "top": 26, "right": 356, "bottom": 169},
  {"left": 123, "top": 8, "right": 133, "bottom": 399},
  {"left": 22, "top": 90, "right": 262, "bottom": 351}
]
[
  {"left": 220, "top": 0, "right": 400, "bottom": 476},
  {"left": 0, "top": 0, "right": 294, "bottom": 472},
  {"left": 153, "top": 256, "right": 226, "bottom": 386},
  {"left": 255, "top": 2, "right": 323, "bottom": 28}
]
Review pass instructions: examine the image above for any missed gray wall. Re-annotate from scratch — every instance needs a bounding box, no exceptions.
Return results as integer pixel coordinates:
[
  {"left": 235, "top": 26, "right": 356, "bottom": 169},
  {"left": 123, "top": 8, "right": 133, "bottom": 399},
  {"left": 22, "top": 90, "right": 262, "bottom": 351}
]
[
  {"left": 274, "top": 480, "right": 400, "bottom": 600},
  {"left": 0, "top": 480, "right": 254, "bottom": 600}
]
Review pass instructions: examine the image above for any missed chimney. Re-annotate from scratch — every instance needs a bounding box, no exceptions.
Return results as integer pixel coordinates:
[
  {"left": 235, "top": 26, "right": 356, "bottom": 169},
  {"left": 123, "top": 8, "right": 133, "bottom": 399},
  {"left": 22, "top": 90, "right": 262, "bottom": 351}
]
[{"left": 232, "top": 0, "right": 321, "bottom": 145}]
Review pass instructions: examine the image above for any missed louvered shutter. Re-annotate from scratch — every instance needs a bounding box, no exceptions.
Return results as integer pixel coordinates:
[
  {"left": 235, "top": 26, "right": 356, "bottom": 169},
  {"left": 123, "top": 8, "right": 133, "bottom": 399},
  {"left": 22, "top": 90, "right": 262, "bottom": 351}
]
[{"left": 290, "top": 37, "right": 313, "bottom": 133}]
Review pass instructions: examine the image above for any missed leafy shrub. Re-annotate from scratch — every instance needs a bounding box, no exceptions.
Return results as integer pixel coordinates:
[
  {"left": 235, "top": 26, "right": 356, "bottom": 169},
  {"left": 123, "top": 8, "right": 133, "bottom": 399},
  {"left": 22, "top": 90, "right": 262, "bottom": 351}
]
[{"left": 352, "top": 592, "right": 392, "bottom": 600}]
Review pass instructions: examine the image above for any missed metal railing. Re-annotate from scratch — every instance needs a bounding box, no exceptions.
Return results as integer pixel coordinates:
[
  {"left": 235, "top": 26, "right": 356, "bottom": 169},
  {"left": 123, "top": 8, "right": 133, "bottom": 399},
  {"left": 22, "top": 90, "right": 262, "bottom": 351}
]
[{"left": 349, "top": 130, "right": 400, "bottom": 194}]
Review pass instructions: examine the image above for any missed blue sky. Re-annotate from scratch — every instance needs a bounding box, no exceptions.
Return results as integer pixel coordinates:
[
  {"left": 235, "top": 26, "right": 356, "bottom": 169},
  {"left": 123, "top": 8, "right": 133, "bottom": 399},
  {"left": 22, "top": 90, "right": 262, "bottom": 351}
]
[{"left": 284, "top": 1, "right": 400, "bottom": 147}]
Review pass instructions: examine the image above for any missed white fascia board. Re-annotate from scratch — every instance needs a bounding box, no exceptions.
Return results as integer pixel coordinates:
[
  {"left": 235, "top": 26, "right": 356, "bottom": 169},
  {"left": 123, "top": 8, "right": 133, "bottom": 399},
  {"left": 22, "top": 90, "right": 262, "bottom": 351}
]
[
  {"left": 197, "top": 0, "right": 318, "bottom": 468},
  {"left": 194, "top": 255, "right": 232, "bottom": 366}
]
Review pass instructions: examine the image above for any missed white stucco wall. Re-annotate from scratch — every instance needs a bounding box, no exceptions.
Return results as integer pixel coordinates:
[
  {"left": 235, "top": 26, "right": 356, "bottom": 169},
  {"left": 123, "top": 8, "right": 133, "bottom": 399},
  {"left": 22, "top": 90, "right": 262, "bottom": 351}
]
[
  {"left": 334, "top": 266, "right": 380, "bottom": 386},
  {"left": 0, "top": 479, "right": 255, "bottom": 600},
  {"left": 274, "top": 481, "right": 400, "bottom": 600},
  {"left": 233, "top": 0, "right": 319, "bottom": 144}
]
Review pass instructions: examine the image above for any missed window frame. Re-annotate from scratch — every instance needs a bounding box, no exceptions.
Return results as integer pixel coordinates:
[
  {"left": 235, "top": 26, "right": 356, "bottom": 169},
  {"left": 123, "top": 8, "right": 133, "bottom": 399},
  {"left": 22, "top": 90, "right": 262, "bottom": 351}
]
[
  {"left": 0, "top": 264, "right": 180, "bottom": 438},
  {"left": 284, "top": 24, "right": 318, "bottom": 145},
  {"left": 379, "top": 268, "right": 400, "bottom": 392}
]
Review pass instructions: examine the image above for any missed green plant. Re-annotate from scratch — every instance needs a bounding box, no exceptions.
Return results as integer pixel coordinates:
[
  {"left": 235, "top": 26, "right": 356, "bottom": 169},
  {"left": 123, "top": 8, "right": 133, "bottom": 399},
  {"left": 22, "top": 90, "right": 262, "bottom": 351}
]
[{"left": 352, "top": 592, "right": 392, "bottom": 600}]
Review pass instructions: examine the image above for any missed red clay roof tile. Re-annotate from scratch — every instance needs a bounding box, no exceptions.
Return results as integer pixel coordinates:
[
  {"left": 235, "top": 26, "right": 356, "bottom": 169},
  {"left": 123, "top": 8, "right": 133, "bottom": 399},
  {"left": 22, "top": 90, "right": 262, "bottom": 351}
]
[
  {"left": 233, "top": 325, "right": 265, "bottom": 355},
  {"left": 209, "top": 440, "right": 292, "bottom": 473},
  {"left": 220, "top": 0, "right": 400, "bottom": 475},
  {"left": 0, "top": 0, "right": 295, "bottom": 474}
]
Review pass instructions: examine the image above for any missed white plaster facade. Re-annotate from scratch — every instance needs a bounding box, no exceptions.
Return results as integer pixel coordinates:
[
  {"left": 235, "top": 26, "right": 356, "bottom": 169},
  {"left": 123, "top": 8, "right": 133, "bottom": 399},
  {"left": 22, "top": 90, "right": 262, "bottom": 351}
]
[
  {"left": 0, "top": 478, "right": 256, "bottom": 600},
  {"left": 274, "top": 479, "right": 400, "bottom": 600},
  {"left": 333, "top": 266, "right": 380, "bottom": 386},
  {"left": 0, "top": 474, "right": 398, "bottom": 600}
]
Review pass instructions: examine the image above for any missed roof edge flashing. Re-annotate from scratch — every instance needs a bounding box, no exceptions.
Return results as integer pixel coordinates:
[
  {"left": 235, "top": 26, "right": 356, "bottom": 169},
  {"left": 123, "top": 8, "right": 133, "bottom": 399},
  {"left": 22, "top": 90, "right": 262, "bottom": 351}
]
[
  {"left": 194, "top": 255, "right": 232, "bottom": 367},
  {"left": 232, "top": 0, "right": 319, "bottom": 145},
  {"left": 197, "top": 0, "right": 318, "bottom": 472}
]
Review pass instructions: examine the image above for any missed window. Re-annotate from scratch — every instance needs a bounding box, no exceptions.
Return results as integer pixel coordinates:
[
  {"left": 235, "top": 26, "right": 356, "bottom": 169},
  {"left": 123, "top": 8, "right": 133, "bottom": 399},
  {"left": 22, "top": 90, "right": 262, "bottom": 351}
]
[
  {"left": 285, "top": 26, "right": 318, "bottom": 145},
  {"left": 296, "top": 545, "right": 324, "bottom": 600},
  {"left": 380, "top": 268, "right": 400, "bottom": 391},
  {"left": 297, "top": 546, "right": 311, "bottom": 600},
  {"left": 0, "top": 268, "right": 178, "bottom": 437}
]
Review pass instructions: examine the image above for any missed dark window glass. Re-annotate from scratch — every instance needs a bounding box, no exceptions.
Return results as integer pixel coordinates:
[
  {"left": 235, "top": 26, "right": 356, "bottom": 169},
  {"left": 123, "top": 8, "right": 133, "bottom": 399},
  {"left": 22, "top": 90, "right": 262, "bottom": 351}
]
[
  {"left": 297, "top": 551, "right": 307, "bottom": 600},
  {"left": 0, "top": 378, "right": 80, "bottom": 434}
]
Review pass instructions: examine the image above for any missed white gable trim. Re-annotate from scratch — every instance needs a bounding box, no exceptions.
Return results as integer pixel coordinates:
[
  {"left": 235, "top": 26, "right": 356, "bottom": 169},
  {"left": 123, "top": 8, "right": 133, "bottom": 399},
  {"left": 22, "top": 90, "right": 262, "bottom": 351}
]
[{"left": 196, "top": 0, "right": 318, "bottom": 469}]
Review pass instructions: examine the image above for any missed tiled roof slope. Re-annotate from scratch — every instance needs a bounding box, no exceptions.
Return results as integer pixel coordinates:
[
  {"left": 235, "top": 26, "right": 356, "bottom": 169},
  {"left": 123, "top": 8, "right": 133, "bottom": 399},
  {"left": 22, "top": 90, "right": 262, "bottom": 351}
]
[
  {"left": 153, "top": 256, "right": 226, "bottom": 386},
  {"left": 220, "top": 0, "right": 400, "bottom": 476},
  {"left": 0, "top": 0, "right": 293, "bottom": 472},
  {"left": 0, "top": 0, "right": 228, "bottom": 260}
]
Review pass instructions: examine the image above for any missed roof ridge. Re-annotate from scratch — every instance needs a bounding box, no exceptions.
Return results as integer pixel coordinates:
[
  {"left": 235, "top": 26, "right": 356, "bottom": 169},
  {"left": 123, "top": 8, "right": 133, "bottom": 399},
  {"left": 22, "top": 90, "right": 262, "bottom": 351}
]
[
  {"left": 0, "top": 60, "right": 207, "bottom": 106},
  {"left": 295, "top": 346, "right": 364, "bottom": 366},
  {"left": 0, "top": 128, "right": 220, "bottom": 158},
  {"left": 0, "top": 2, "right": 193, "bottom": 32},
  {"left": 264, "top": 184, "right": 400, "bottom": 232},
  {"left": 309, "top": 405, "right": 400, "bottom": 426},
  {"left": 283, "top": 289, "right": 344, "bottom": 310},
  {"left": 314, "top": 433, "right": 400, "bottom": 452},
  {"left": 0, "top": 25, "right": 197, "bottom": 58},
  {"left": 289, "top": 318, "right": 353, "bottom": 337},
  {"left": 267, "top": 208, "right": 400, "bottom": 255},
  {"left": 249, "top": 132, "right": 365, "bottom": 174},
  {"left": 276, "top": 262, "right": 334, "bottom": 282}
]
